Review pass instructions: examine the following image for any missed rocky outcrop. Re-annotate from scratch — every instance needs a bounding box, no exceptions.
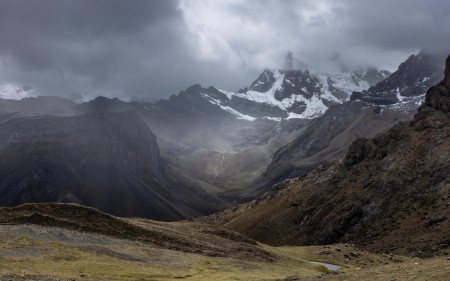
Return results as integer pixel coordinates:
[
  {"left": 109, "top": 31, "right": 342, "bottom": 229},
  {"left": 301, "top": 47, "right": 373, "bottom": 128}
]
[{"left": 422, "top": 54, "right": 450, "bottom": 112}]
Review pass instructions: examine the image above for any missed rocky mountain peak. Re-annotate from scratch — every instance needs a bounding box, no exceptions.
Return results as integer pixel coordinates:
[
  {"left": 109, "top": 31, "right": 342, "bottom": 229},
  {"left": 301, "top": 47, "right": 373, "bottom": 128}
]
[
  {"left": 250, "top": 69, "right": 277, "bottom": 92},
  {"left": 350, "top": 51, "right": 446, "bottom": 107},
  {"left": 191, "top": 66, "right": 388, "bottom": 121},
  {"left": 421, "top": 54, "right": 450, "bottom": 113}
]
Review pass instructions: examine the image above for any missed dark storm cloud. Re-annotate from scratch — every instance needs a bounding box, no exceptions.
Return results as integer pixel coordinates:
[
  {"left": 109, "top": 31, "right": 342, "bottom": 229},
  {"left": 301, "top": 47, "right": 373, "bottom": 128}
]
[
  {"left": 331, "top": 0, "right": 450, "bottom": 67},
  {"left": 345, "top": 0, "right": 450, "bottom": 49},
  {"left": 179, "top": 0, "right": 450, "bottom": 74},
  {"left": 0, "top": 0, "right": 449, "bottom": 100},
  {"left": 0, "top": 0, "right": 191, "bottom": 99}
]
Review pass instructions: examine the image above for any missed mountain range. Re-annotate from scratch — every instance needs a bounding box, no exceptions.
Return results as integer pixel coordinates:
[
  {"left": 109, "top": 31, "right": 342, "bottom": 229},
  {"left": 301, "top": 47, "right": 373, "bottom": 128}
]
[
  {"left": 0, "top": 50, "right": 446, "bottom": 219},
  {"left": 206, "top": 54, "right": 450, "bottom": 257},
  {"left": 254, "top": 50, "right": 446, "bottom": 194},
  {"left": 0, "top": 53, "right": 448, "bottom": 281},
  {"left": 195, "top": 67, "right": 389, "bottom": 120}
]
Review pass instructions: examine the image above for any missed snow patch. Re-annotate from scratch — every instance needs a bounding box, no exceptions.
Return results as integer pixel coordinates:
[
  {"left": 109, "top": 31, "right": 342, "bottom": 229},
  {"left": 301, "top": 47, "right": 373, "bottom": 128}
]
[
  {"left": 395, "top": 87, "right": 404, "bottom": 102},
  {"left": 315, "top": 72, "right": 369, "bottom": 102},
  {"left": 264, "top": 116, "right": 282, "bottom": 121},
  {"left": 202, "top": 93, "right": 256, "bottom": 121},
  {"left": 387, "top": 93, "right": 425, "bottom": 114}
]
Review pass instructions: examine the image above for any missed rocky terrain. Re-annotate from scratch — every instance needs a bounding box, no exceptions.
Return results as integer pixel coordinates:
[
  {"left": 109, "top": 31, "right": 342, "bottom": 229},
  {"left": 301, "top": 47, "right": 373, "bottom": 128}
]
[
  {"left": 205, "top": 54, "right": 450, "bottom": 257},
  {"left": 0, "top": 111, "right": 222, "bottom": 220}
]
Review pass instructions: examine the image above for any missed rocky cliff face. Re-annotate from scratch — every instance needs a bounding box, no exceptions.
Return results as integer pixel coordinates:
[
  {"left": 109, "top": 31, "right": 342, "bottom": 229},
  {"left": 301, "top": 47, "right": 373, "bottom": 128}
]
[
  {"left": 0, "top": 111, "right": 222, "bottom": 220},
  {"left": 207, "top": 54, "right": 450, "bottom": 256}
]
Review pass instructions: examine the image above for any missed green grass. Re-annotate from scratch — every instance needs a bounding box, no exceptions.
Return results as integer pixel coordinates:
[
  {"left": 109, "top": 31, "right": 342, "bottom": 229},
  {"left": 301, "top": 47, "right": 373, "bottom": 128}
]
[
  {"left": 0, "top": 233, "right": 322, "bottom": 281},
  {"left": 1, "top": 232, "right": 449, "bottom": 281}
]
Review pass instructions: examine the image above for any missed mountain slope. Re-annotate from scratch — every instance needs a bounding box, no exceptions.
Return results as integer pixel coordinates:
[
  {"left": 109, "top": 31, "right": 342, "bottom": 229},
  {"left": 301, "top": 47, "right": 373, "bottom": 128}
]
[
  {"left": 0, "top": 203, "right": 270, "bottom": 261},
  {"left": 0, "top": 111, "right": 222, "bottom": 220},
  {"left": 206, "top": 54, "right": 450, "bottom": 256},
  {"left": 253, "top": 51, "right": 446, "bottom": 194}
]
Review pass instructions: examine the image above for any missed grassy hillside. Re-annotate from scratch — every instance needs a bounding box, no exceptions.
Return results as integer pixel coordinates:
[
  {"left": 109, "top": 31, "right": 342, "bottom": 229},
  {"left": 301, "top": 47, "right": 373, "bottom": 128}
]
[{"left": 1, "top": 203, "right": 448, "bottom": 280}]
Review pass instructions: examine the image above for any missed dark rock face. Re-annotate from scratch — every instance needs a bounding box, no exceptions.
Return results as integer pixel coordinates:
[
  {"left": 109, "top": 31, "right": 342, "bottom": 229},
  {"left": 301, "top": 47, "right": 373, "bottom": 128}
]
[
  {"left": 343, "top": 138, "right": 373, "bottom": 167},
  {"left": 446, "top": 55, "right": 450, "bottom": 87},
  {"left": 0, "top": 111, "right": 220, "bottom": 220},
  {"left": 214, "top": 54, "right": 450, "bottom": 256},
  {"left": 351, "top": 51, "right": 446, "bottom": 105},
  {"left": 422, "top": 54, "right": 450, "bottom": 112},
  {"left": 275, "top": 70, "right": 320, "bottom": 101},
  {"left": 286, "top": 101, "right": 307, "bottom": 114},
  {"left": 250, "top": 69, "right": 277, "bottom": 92}
]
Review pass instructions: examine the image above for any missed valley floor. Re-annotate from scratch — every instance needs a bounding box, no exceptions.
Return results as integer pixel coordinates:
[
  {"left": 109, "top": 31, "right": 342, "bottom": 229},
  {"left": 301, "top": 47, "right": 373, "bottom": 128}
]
[{"left": 1, "top": 224, "right": 449, "bottom": 281}]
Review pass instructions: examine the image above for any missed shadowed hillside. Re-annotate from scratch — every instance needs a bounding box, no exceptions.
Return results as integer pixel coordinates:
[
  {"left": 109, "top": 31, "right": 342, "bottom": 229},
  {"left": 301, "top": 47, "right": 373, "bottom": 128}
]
[{"left": 0, "top": 111, "right": 223, "bottom": 220}]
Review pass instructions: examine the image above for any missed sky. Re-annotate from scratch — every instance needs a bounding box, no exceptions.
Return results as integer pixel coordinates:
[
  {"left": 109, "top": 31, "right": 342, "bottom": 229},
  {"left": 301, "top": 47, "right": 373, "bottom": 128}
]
[{"left": 0, "top": 0, "right": 449, "bottom": 101}]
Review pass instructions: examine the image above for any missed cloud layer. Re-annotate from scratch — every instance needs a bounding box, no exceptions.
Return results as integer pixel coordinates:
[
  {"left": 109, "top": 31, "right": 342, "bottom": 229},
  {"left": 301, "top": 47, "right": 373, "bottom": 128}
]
[{"left": 0, "top": 0, "right": 449, "bottom": 100}]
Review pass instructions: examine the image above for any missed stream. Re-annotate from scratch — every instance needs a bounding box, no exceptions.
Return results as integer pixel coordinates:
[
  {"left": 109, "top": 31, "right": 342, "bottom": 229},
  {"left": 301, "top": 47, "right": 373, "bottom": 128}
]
[{"left": 310, "top": 261, "right": 345, "bottom": 271}]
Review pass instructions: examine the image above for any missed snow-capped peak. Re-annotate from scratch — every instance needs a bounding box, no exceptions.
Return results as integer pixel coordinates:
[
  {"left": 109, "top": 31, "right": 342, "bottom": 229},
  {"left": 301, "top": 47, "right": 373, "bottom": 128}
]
[{"left": 200, "top": 68, "right": 386, "bottom": 120}]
